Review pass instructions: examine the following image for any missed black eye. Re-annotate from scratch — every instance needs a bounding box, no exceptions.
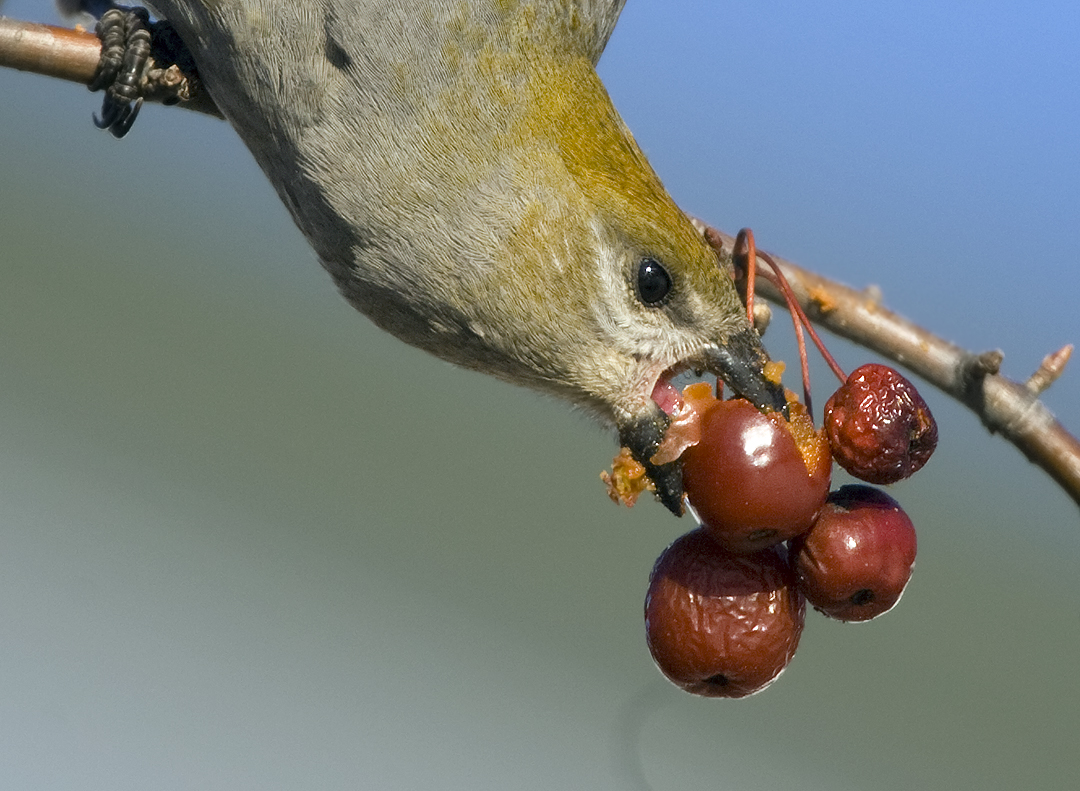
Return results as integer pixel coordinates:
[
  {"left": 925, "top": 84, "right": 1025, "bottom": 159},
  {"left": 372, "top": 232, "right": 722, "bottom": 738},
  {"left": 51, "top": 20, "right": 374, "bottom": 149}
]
[{"left": 636, "top": 258, "right": 672, "bottom": 306}]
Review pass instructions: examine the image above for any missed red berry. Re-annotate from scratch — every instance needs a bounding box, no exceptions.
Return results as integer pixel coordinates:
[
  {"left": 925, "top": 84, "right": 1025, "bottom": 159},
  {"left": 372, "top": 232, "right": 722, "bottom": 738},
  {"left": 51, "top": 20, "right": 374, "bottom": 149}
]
[
  {"left": 824, "top": 364, "right": 938, "bottom": 484},
  {"left": 682, "top": 398, "right": 831, "bottom": 553},
  {"left": 790, "top": 485, "right": 917, "bottom": 622},
  {"left": 645, "top": 529, "right": 805, "bottom": 697}
]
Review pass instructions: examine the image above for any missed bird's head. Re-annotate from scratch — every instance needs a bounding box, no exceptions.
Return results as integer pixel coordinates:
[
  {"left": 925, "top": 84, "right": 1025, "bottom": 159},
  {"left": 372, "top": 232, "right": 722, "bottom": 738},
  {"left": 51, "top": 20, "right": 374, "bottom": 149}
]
[{"left": 450, "top": 51, "right": 788, "bottom": 514}]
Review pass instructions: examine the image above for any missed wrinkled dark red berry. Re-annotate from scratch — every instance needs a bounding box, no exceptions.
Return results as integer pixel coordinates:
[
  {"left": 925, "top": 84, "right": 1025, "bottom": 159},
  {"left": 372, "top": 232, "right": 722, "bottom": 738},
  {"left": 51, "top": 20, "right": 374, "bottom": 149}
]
[
  {"left": 824, "top": 364, "right": 938, "bottom": 484},
  {"left": 646, "top": 529, "right": 805, "bottom": 697},
  {"left": 682, "top": 398, "right": 831, "bottom": 553},
  {"left": 790, "top": 485, "right": 917, "bottom": 622}
]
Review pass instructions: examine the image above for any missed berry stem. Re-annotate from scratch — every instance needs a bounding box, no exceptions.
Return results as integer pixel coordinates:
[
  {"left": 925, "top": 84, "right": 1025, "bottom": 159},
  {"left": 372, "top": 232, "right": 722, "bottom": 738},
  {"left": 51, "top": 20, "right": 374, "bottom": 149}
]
[
  {"left": 755, "top": 249, "right": 849, "bottom": 386},
  {"left": 735, "top": 228, "right": 815, "bottom": 413},
  {"left": 735, "top": 228, "right": 757, "bottom": 329}
]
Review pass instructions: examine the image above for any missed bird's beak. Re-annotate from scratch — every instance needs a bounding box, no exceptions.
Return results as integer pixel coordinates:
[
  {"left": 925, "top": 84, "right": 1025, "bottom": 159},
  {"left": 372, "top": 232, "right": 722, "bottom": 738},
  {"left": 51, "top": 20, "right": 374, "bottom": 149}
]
[
  {"left": 618, "top": 406, "right": 685, "bottom": 515},
  {"left": 703, "top": 327, "right": 789, "bottom": 415},
  {"left": 618, "top": 327, "right": 787, "bottom": 516}
]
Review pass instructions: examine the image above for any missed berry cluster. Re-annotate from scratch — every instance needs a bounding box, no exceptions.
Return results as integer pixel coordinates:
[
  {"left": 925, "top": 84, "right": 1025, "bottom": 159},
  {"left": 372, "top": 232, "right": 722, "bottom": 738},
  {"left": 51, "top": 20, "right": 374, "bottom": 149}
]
[
  {"left": 642, "top": 369, "right": 929, "bottom": 697},
  {"left": 614, "top": 229, "right": 937, "bottom": 698}
]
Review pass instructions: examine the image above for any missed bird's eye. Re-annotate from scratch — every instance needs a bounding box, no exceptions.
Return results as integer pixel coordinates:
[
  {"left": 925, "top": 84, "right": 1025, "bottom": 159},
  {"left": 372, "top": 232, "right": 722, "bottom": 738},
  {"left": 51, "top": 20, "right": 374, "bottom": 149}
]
[{"left": 636, "top": 258, "right": 672, "bottom": 306}]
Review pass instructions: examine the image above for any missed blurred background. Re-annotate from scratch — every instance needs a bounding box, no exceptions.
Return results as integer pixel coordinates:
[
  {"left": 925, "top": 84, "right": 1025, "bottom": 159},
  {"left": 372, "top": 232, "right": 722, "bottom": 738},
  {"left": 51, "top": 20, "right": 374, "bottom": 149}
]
[{"left": 1, "top": 1, "right": 1077, "bottom": 789}]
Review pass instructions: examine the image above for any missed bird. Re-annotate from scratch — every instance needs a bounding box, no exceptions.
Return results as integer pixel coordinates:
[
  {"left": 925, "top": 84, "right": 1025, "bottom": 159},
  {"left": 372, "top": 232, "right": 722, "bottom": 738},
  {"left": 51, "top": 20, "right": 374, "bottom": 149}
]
[{"left": 80, "top": 0, "right": 786, "bottom": 513}]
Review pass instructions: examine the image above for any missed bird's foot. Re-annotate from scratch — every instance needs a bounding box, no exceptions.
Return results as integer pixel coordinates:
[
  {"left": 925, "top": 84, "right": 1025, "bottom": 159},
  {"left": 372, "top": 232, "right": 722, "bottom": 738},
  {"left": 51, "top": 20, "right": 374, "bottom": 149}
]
[
  {"left": 89, "top": 6, "right": 151, "bottom": 137},
  {"left": 88, "top": 6, "right": 197, "bottom": 137}
]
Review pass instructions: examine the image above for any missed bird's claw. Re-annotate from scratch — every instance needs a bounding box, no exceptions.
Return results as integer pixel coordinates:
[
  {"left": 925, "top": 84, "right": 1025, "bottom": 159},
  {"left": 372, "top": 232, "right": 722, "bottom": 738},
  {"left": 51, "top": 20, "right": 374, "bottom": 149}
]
[{"left": 89, "top": 6, "right": 151, "bottom": 138}]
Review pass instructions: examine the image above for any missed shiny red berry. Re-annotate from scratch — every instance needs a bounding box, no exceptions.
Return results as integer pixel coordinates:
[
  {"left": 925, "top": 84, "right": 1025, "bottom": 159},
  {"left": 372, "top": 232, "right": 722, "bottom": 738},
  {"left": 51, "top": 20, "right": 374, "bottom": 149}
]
[
  {"left": 646, "top": 529, "right": 805, "bottom": 697},
  {"left": 824, "top": 364, "right": 938, "bottom": 484},
  {"left": 790, "top": 485, "right": 917, "bottom": 622},
  {"left": 682, "top": 398, "right": 831, "bottom": 553}
]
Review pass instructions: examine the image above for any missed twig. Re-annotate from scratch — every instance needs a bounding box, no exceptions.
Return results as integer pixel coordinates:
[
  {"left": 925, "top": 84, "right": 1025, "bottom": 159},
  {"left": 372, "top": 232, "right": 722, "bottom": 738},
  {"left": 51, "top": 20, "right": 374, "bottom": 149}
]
[
  {"left": 705, "top": 227, "right": 1080, "bottom": 509},
  {"left": 1027, "top": 345, "right": 1073, "bottom": 396},
  {"left": 0, "top": 16, "right": 221, "bottom": 117}
]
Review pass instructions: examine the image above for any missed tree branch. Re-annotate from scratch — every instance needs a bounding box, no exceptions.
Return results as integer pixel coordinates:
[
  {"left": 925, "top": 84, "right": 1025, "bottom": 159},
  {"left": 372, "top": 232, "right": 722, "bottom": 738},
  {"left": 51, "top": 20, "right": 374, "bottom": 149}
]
[
  {"left": 0, "top": 16, "right": 221, "bottom": 117},
  {"left": 702, "top": 225, "right": 1080, "bottom": 509},
  {"left": 2, "top": 15, "right": 1077, "bottom": 509}
]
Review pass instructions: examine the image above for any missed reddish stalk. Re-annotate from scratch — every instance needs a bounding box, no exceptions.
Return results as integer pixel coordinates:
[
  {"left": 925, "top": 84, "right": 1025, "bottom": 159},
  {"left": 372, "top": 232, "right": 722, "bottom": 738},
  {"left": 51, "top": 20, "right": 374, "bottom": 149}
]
[
  {"left": 756, "top": 250, "right": 848, "bottom": 385},
  {"left": 735, "top": 229, "right": 757, "bottom": 328},
  {"left": 737, "top": 230, "right": 828, "bottom": 416}
]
